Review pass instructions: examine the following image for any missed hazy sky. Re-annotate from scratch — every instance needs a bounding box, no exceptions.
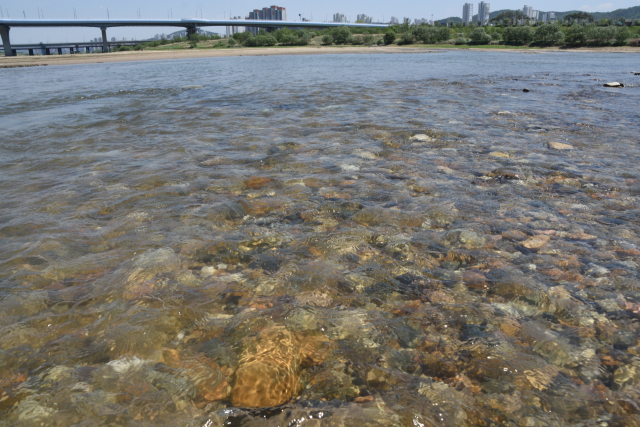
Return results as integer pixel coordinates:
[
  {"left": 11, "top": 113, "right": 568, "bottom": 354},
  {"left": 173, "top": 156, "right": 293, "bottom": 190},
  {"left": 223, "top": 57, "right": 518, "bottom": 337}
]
[{"left": 4, "top": 0, "right": 637, "bottom": 43}]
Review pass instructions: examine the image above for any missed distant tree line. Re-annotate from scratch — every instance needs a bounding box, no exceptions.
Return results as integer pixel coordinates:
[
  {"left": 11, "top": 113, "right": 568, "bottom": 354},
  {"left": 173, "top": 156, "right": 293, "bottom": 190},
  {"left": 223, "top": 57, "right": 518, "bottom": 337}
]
[{"left": 113, "top": 17, "right": 638, "bottom": 52}]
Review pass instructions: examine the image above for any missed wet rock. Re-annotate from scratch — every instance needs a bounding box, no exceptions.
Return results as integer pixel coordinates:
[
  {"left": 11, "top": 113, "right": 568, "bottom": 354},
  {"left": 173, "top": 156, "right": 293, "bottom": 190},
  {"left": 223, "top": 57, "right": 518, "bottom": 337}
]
[
  {"left": 352, "top": 208, "right": 382, "bottom": 226},
  {"left": 127, "top": 248, "right": 180, "bottom": 285},
  {"left": 201, "top": 266, "right": 215, "bottom": 277},
  {"left": 409, "top": 134, "right": 434, "bottom": 142},
  {"left": 306, "top": 361, "right": 360, "bottom": 401},
  {"left": 490, "top": 151, "right": 512, "bottom": 158},
  {"left": 15, "top": 399, "right": 55, "bottom": 422},
  {"left": 285, "top": 308, "right": 320, "bottom": 332},
  {"left": 146, "top": 370, "right": 197, "bottom": 400},
  {"left": 420, "top": 355, "right": 458, "bottom": 380},
  {"left": 176, "top": 270, "right": 201, "bottom": 287},
  {"left": 487, "top": 168, "right": 526, "bottom": 181},
  {"left": 546, "top": 142, "right": 575, "bottom": 150},
  {"left": 244, "top": 176, "right": 272, "bottom": 189},
  {"left": 614, "top": 363, "right": 640, "bottom": 389},
  {"left": 391, "top": 321, "right": 423, "bottom": 348},
  {"left": 612, "top": 331, "right": 636, "bottom": 349},
  {"left": 230, "top": 327, "right": 302, "bottom": 407},
  {"left": 365, "top": 367, "right": 396, "bottom": 391},
  {"left": 533, "top": 339, "right": 577, "bottom": 368},
  {"left": 522, "top": 88, "right": 530, "bottom": 92},
  {"left": 209, "top": 202, "right": 247, "bottom": 221},
  {"left": 463, "top": 270, "right": 489, "bottom": 290},
  {"left": 502, "top": 229, "right": 528, "bottom": 241},
  {"left": 169, "top": 354, "right": 230, "bottom": 402},
  {"left": 248, "top": 256, "right": 280, "bottom": 274},
  {"left": 521, "top": 234, "right": 550, "bottom": 250},
  {"left": 585, "top": 263, "right": 609, "bottom": 277},
  {"left": 344, "top": 274, "right": 376, "bottom": 292},
  {"left": 267, "top": 142, "right": 299, "bottom": 155},
  {"left": 490, "top": 279, "right": 554, "bottom": 313},
  {"left": 603, "top": 82, "right": 624, "bottom": 88},
  {"left": 443, "top": 229, "right": 486, "bottom": 249}
]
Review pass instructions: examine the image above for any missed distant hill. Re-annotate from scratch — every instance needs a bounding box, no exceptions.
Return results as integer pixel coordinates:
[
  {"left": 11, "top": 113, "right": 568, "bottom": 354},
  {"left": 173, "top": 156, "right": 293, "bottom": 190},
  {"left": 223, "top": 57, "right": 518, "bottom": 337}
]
[{"left": 435, "top": 5, "right": 640, "bottom": 24}]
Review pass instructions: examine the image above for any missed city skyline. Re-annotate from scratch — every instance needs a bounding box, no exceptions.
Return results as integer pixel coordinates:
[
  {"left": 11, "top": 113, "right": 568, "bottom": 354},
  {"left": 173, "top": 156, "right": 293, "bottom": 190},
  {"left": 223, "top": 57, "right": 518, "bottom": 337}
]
[{"left": 5, "top": 0, "right": 637, "bottom": 43}]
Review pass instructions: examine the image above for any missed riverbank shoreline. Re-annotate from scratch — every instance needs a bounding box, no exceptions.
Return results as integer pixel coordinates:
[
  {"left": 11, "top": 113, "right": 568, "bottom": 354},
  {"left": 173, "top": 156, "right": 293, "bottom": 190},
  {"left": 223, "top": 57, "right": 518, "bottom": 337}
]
[{"left": 1, "top": 44, "right": 638, "bottom": 67}]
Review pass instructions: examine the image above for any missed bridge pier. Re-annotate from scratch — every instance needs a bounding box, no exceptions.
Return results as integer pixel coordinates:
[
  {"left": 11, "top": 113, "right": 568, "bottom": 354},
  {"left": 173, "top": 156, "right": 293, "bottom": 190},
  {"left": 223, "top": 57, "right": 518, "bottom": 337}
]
[
  {"left": 186, "top": 26, "right": 197, "bottom": 39},
  {"left": 29, "top": 48, "right": 34, "bottom": 56},
  {"left": 58, "top": 47, "right": 63, "bottom": 55},
  {"left": 101, "top": 27, "right": 109, "bottom": 52},
  {"left": 0, "top": 25, "right": 13, "bottom": 57},
  {"left": 45, "top": 48, "right": 50, "bottom": 55}
]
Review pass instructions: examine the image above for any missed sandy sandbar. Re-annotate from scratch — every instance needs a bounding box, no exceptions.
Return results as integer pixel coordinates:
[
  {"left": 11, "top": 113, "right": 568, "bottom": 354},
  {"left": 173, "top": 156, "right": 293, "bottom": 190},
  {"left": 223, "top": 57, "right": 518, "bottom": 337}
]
[{"left": 0, "top": 45, "right": 637, "bottom": 67}]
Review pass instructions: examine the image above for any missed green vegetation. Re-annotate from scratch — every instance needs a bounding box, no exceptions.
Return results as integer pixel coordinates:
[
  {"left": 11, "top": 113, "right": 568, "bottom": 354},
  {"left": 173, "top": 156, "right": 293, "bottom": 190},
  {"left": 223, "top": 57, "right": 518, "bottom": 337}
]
[
  {"left": 383, "top": 30, "right": 396, "bottom": 45},
  {"left": 469, "top": 28, "right": 492, "bottom": 44},
  {"left": 413, "top": 26, "right": 451, "bottom": 43},
  {"left": 503, "top": 26, "right": 534, "bottom": 44},
  {"left": 532, "top": 24, "right": 565, "bottom": 45},
  {"left": 111, "top": 15, "right": 639, "bottom": 54}
]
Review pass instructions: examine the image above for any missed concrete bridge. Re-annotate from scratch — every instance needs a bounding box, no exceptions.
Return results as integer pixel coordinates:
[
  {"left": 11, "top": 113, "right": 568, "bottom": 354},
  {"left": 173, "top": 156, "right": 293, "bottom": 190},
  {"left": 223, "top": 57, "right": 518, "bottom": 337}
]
[
  {"left": 0, "top": 19, "right": 389, "bottom": 56},
  {"left": 3, "top": 40, "right": 147, "bottom": 56}
]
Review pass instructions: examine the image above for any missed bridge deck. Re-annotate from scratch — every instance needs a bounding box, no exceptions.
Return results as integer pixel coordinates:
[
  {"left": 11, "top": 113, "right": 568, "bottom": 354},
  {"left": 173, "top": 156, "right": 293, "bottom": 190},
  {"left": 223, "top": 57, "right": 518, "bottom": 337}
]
[{"left": 0, "top": 19, "right": 389, "bottom": 57}]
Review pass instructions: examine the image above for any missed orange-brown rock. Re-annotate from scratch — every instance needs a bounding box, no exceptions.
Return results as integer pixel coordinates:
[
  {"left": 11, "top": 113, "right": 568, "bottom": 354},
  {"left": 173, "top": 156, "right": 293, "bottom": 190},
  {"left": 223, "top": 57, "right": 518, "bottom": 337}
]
[
  {"left": 321, "top": 192, "right": 351, "bottom": 200},
  {"left": 244, "top": 176, "right": 272, "bottom": 189},
  {"left": 498, "top": 318, "right": 521, "bottom": 337},
  {"left": 0, "top": 372, "right": 29, "bottom": 411},
  {"left": 555, "top": 255, "right": 582, "bottom": 269},
  {"left": 616, "top": 248, "right": 640, "bottom": 257},
  {"left": 230, "top": 327, "right": 301, "bottom": 407},
  {"left": 540, "top": 268, "right": 583, "bottom": 282},
  {"left": 522, "top": 235, "right": 550, "bottom": 249},
  {"left": 566, "top": 232, "right": 597, "bottom": 240},
  {"left": 420, "top": 355, "right": 458, "bottom": 380},
  {"left": 463, "top": 270, "right": 489, "bottom": 290}
]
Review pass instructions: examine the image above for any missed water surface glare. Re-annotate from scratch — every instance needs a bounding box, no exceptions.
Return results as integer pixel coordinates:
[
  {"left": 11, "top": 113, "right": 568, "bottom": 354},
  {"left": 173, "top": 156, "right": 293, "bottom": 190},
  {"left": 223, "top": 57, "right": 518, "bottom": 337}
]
[{"left": 1, "top": 51, "right": 640, "bottom": 426}]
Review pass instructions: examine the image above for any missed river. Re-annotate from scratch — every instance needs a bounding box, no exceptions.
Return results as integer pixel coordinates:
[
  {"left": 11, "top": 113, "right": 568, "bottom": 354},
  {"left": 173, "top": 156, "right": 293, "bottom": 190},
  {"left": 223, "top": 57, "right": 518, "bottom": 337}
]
[{"left": 0, "top": 51, "right": 639, "bottom": 426}]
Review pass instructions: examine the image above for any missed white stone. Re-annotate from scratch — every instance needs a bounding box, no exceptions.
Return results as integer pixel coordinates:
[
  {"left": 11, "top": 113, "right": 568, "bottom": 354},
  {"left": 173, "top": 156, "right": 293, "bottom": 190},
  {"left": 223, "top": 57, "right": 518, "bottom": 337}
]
[
  {"left": 201, "top": 266, "right": 215, "bottom": 277},
  {"left": 410, "top": 134, "right": 434, "bottom": 142}
]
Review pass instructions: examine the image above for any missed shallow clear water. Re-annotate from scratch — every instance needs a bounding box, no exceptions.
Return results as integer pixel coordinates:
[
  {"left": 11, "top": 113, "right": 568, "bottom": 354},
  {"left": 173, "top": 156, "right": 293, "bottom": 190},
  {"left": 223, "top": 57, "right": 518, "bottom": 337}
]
[{"left": 1, "top": 51, "right": 639, "bottom": 426}]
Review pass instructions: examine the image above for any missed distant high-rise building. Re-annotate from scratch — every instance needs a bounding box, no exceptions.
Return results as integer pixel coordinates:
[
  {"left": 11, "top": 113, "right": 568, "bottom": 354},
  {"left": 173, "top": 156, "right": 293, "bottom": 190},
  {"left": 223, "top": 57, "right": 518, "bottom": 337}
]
[
  {"left": 522, "top": 5, "right": 533, "bottom": 19},
  {"left": 357, "top": 14, "right": 373, "bottom": 23},
  {"left": 540, "top": 11, "right": 555, "bottom": 23},
  {"left": 246, "top": 5, "right": 287, "bottom": 35},
  {"left": 462, "top": 3, "right": 473, "bottom": 25},
  {"left": 414, "top": 18, "right": 428, "bottom": 25},
  {"left": 389, "top": 16, "right": 399, "bottom": 24},
  {"left": 333, "top": 13, "right": 346, "bottom": 22},
  {"left": 227, "top": 16, "right": 246, "bottom": 37},
  {"left": 478, "top": 2, "right": 490, "bottom": 25}
]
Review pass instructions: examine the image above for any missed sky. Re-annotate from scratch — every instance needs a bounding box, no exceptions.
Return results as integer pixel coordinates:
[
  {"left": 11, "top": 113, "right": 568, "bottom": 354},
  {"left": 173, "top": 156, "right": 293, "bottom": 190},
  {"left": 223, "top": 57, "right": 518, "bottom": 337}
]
[{"left": 3, "top": 0, "right": 638, "bottom": 43}]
